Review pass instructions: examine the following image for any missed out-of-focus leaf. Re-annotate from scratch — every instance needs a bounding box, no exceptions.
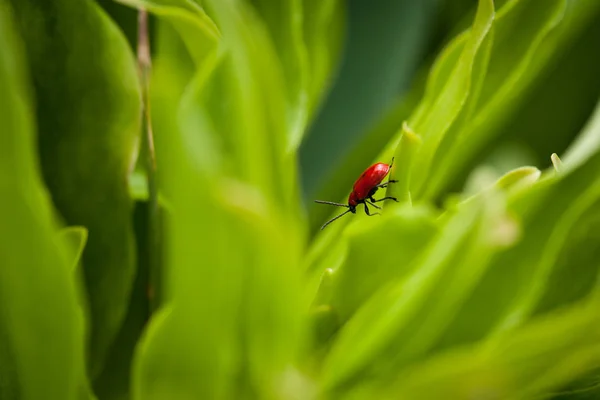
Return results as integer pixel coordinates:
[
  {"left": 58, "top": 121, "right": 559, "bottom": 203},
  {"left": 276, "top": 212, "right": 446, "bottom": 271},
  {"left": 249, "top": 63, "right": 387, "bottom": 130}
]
[
  {"left": 532, "top": 196, "right": 600, "bottom": 315},
  {"left": 490, "top": 166, "right": 541, "bottom": 192},
  {"left": 527, "top": 99, "right": 600, "bottom": 315},
  {"left": 548, "top": 368, "right": 600, "bottom": 400},
  {"left": 483, "top": 17, "right": 600, "bottom": 173},
  {"left": 423, "top": 0, "right": 600, "bottom": 200},
  {"left": 93, "top": 202, "right": 151, "bottom": 400},
  {"left": 0, "top": 3, "right": 86, "bottom": 398},
  {"left": 434, "top": 134, "right": 600, "bottom": 354},
  {"left": 249, "top": 0, "right": 310, "bottom": 149},
  {"left": 8, "top": 0, "right": 142, "bottom": 376},
  {"left": 130, "top": 0, "right": 306, "bottom": 398},
  {"left": 322, "top": 185, "right": 517, "bottom": 391},
  {"left": 132, "top": 306, "right": 182, "bottom": 400},
  {"left": 355, "top": 297, "right": 600, "bottom": 400},
  {"left": 249, "top": 0, "right": 346, "bottom": 150},
  {"left": 131, "top": 45, "right": 239, "bottom": 399},
  {"left": 493, "top": 181, "right": 600, "bottom": 335},
  {"left": 301, "top": 0, "right": 345, "bottom": 119},
  {"left": 149, "top": 21, "right": 196, "bottom": 207}
]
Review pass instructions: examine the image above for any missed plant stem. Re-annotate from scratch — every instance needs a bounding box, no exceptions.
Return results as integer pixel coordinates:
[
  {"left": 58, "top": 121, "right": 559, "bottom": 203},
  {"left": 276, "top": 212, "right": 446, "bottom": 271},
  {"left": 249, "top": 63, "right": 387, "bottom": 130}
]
[{"left": 137, "top": 9, "right": 160, "bottom": 312}]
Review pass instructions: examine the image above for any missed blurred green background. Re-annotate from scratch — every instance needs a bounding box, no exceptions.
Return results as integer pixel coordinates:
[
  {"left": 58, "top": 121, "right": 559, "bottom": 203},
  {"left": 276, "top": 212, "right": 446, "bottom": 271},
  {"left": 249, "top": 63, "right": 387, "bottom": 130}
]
[{"left": 1, "top": 0, "right": 600, "bottom": 399}]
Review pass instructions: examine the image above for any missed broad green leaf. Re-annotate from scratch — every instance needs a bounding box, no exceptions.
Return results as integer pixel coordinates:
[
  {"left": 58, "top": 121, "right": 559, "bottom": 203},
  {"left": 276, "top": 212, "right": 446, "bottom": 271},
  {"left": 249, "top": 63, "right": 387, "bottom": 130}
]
[
  {"left": 433, "top": 140, "right": 600, "bottom": 354},
  {"left": 493, "top": 180, "right": 600, "bottom": 334},
  {"left": 149, "top": 21, "right": 196, "bottom": 204},
  {"left": 250, "top": 0, "right": 310, "bottom": 150},
  {"left": 132, "top": 306, "right": 185, "bottom": 400},
  {"left": 7, "top": 0, "right": 142, "bottom": 376},
  {"left": 301, "top": 0, "right": 345, "bottom": 119},
  {"left": 532, "top": 200, "right": 600, "bottom": 315},
  {"left": 548, "top": 368, "right": 600, "bottom": 400},
  {"left": 132, "top": 1, "right": 306, "bottom": 398},
  {"left": 322, "top": 187, "right": 516, "bottom": 390},
  {"left": 355, "top": 297, "right": 600, "bottom": 400},
  {"left": 202, "top": 0, "right": 303, "bottom": 213},
  {"left": 132, "top": 46, "right": 241, "bottom": 399},
  {"left": 0, "top": 3, "right": 86, "bottom": 398},
  {"left": 330, "top": 204, "right": 438, "bottom": 321}
]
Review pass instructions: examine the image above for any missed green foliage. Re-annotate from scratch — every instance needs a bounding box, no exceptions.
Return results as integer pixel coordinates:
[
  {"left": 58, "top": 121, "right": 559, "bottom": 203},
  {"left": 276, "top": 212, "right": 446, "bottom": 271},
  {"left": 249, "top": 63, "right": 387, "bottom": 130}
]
[
  {"left": 1, "top": 0, "right": 600, "bottom": 399},
  {"left": 5, "top": 0, "right": 142, "bottom": 379},
  {"left": 0, "top": 3, "right": 87, "bottom": 399}
]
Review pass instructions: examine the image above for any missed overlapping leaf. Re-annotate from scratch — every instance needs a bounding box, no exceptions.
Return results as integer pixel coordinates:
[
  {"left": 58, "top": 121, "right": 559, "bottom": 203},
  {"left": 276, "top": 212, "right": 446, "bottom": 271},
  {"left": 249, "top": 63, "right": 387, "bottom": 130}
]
[
  {"left": 7, "top": 0, "right": 142, "bottom": 377},
  {"left": 0, "top": 3, "right": 87, "bottom": 398},
  {"left": 128, "top": 0, "right": 306, "bottom": 398},
  {"left": 321, "top": 184, "right": 517, "bottom": 391}
]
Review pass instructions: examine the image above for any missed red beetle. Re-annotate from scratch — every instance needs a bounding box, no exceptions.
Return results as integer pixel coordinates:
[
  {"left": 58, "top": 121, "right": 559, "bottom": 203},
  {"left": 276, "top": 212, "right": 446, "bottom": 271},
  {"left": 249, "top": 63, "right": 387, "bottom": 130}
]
[{"left": 315, "top": 158, "right": 398, "bottom": 230}]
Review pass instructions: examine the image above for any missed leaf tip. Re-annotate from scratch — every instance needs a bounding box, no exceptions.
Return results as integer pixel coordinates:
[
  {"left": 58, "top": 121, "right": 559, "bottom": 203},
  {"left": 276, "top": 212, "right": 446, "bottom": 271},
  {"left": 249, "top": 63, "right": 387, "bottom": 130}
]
[{"left": 551, "top": 153, "right": 562, "bottom": 172}]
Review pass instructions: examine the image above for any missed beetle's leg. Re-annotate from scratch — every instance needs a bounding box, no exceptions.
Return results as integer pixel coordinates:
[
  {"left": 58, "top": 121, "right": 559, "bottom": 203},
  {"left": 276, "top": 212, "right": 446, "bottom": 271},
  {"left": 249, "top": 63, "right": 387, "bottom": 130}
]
[
  {"left": 366, "top": 199, "right": 381, "bottom": 209},
  {"left": 363, "top": 203, "right": 380, "bottom": 216},
  {"left": 375, "top": 179, "right": 398, "bottom": 189},
  {"left": 371, "top": 196, "right": 399, "bottom": 203}
]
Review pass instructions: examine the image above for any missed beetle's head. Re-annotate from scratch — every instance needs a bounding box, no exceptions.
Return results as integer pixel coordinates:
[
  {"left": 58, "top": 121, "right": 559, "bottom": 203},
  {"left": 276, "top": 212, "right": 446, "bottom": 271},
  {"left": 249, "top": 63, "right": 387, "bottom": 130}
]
[{"left": 348, "top": 192, "right": 359, "bottom": 208}]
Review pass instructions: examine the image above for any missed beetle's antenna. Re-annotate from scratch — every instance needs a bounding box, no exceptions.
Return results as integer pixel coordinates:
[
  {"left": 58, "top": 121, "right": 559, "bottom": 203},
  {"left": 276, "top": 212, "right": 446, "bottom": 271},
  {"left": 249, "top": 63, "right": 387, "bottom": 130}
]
[
  {"left": 314, "top": 200, "right": 349, "bottom": 208},
  {"left": 320, "top": 209, "right": 352, "bottom": 230}
]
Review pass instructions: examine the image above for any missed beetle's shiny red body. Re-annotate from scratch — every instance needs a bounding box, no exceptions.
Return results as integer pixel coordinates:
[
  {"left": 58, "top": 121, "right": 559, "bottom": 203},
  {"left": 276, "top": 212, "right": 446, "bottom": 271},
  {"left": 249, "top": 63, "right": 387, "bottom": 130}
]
[
  {"left": 314, "top": 158, "right": 398, "bottom": 230},
  {"left": 348, "top": 162, "right": 391, "bottom": 207}
]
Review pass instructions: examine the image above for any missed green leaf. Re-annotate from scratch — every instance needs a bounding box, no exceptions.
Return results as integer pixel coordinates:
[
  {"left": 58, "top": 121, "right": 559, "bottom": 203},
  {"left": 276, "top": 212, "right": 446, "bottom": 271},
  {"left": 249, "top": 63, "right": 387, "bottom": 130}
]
[
  {"left": 388, "top": 122, "right": 423, "bottom": 204},
  {"left": 249, "top": 0, "right": 310, "bottom": 149},
  {"left": 0, "top": 3, "right": 86, "bottom": 398},
  {"left": 406, "top": 0, "right": 495, "bottom": 198},
  {"left": 330, "top": 204, "right": 438, "bottom": 322},
  {"left": 7, "top": 0, "right": 142, "bottom": 376},
  {"left": 131, "top": 1, "right": 307, "bottom": 398},
  {"left": 322, "top": 186, "right": 517, "bottom": 391},
  {"left": 358, "top": 297, "right": 600, "bottom": 399},
  {"left": 301, "top": 0, "right": 345, "bottom": 119},
  {"left": 458, "top": 165, "right": 541, "bottom": 207},
  {"left": 432, "top": 135, "right": 600, "bottom": 354},
  {"left": 423, "top": 0, "right": 600, "bottom": 199}
]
